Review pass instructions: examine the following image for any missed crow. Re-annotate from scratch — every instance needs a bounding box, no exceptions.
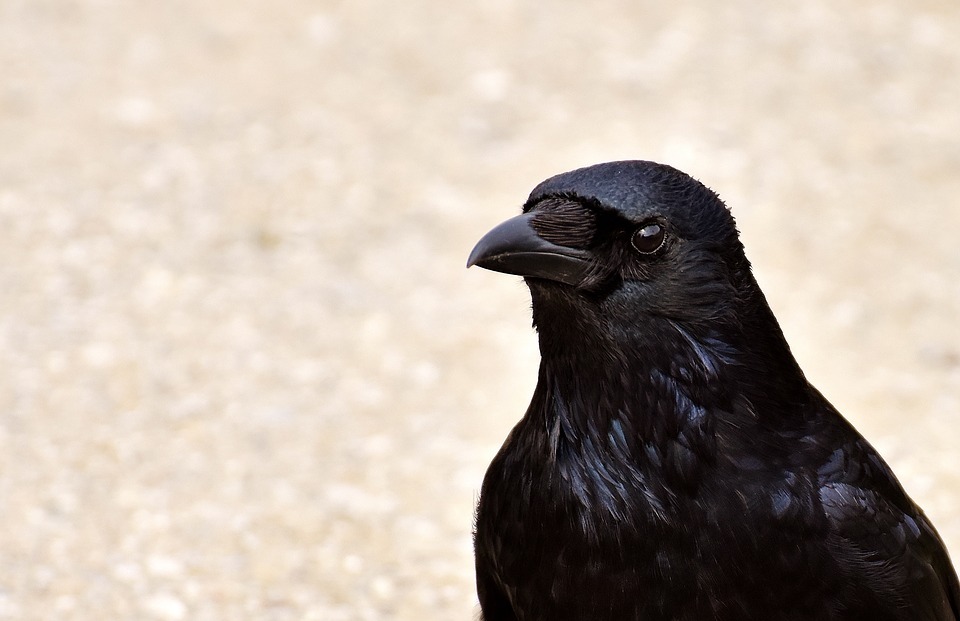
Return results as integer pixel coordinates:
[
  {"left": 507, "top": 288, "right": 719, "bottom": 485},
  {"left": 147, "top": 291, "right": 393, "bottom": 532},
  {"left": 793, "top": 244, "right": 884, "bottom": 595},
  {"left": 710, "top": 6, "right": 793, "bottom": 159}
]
[{"left": 466, "top": 160, "right": 959, "bottom": 620}]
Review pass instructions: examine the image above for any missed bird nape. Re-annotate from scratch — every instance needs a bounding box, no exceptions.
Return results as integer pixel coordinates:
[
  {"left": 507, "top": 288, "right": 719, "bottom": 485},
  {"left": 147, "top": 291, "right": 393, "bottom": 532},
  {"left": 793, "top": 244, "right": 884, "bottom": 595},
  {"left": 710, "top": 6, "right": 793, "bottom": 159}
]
[{"left": 466, "top": 160, "right": 959, "bottom": 621}]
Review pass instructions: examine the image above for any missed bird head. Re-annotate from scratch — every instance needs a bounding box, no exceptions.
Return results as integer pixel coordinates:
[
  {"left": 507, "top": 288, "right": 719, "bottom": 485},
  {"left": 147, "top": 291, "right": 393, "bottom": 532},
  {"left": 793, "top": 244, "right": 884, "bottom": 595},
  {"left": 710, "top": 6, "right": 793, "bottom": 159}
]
[{"left": 468, "top": 161, "right": 759, "bottom": 357}]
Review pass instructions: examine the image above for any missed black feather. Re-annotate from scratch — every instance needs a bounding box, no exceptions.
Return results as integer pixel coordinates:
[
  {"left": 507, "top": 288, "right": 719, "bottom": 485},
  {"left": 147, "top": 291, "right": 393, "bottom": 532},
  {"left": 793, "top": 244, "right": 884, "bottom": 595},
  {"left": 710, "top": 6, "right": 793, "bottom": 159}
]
[
  {"left": 530, "top": 198, "right": 598, "bottom": 249},
  {"left": 471, "top": 160, "right": 959, "bottom": 621}
]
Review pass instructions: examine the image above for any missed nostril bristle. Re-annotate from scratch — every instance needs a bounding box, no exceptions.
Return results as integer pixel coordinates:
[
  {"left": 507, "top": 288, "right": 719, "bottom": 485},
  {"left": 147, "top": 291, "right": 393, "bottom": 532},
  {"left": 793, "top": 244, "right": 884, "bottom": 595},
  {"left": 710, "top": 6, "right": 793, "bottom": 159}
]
[{"left": 530, "top": 198, "right": 597, "bottom": 249}]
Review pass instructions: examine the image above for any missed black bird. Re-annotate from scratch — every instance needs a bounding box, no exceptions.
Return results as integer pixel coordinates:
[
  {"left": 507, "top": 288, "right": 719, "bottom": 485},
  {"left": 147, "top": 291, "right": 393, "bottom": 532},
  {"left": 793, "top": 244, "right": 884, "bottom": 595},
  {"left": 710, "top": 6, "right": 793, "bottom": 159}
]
[{"left": 467, "top": 161, "right": 958, "bottom": 621}]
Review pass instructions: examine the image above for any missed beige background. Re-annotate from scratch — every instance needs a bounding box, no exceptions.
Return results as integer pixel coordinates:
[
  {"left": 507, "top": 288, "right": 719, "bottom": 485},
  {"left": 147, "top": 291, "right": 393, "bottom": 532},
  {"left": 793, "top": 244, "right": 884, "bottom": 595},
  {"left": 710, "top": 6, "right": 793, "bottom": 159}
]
[{"left": 1, "top": 1, "right": 959, "bottom": 619}]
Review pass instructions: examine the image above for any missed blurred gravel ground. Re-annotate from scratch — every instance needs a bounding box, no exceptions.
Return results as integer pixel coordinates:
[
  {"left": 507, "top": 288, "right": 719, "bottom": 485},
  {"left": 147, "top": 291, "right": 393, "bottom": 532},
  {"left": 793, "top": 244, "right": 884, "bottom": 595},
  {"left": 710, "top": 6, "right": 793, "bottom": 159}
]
[{"left": 0, "top": 1, "right": 959, "bottom": 619}]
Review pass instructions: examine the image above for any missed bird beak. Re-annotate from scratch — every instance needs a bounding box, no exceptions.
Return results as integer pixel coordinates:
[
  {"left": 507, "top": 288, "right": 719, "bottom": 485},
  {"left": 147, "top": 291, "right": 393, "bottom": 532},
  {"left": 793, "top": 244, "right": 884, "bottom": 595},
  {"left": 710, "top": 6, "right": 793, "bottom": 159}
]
[{"left": 467, "top": 212, "right": 591, "bottom": 286}]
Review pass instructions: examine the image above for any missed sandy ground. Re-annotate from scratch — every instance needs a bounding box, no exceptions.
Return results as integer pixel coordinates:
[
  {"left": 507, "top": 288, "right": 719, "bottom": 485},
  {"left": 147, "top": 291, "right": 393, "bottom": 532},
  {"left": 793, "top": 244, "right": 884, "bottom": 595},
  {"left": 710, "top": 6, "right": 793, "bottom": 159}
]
[{"left": 1, "top": 1, "right": 959, "bottom": 619}]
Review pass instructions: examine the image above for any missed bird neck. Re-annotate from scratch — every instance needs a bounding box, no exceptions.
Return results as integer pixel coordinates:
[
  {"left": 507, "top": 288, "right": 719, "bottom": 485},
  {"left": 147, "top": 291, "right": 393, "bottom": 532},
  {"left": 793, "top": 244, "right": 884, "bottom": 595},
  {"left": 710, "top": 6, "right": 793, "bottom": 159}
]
[
  {"left": 529, "top": 295, "right": 811, "bottom": 495},
  {"left": 518, "top": 350, "right": 704, "bottom": 532},
  {"left": 534, "top": 318, "right": 723, "bottom": 442}
]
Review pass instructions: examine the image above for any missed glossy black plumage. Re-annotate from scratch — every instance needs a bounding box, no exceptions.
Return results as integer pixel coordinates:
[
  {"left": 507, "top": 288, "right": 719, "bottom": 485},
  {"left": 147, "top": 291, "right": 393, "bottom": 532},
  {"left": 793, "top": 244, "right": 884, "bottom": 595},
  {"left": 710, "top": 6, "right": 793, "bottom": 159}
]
[{"left": 468, "top": 161, "right": 959, "bottom": 620}]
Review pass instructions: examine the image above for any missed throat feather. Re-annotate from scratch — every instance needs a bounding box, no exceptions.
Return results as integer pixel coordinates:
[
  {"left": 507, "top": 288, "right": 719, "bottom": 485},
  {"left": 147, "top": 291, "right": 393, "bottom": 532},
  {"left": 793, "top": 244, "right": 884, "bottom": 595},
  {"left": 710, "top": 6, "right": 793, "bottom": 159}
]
[{"left": 539, "top": 343, "right": 722, "bottom": 523}]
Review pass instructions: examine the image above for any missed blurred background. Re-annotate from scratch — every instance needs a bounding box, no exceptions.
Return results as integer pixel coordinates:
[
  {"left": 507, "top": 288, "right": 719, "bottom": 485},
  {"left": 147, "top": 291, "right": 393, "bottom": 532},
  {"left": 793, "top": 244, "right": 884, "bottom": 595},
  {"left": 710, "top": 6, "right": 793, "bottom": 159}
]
[{"left": 1, "top": 1, "right": 959, "bottom": 619}]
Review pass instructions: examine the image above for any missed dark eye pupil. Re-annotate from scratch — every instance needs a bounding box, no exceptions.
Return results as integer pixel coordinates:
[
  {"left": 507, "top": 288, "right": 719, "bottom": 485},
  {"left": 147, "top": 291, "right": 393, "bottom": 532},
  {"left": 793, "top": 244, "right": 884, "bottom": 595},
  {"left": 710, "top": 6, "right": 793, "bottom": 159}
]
[{"left": 632, "top": 223, "right": 665, "bottom": 254}]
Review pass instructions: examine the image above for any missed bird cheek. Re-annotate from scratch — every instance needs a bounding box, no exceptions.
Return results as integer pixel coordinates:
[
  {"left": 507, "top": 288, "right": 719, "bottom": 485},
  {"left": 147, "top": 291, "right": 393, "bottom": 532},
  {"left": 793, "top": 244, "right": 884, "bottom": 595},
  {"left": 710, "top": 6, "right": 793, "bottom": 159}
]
[
  {"left": 576, "top": 266, "right": 623, "bottom": 298},
  {"left": 621, "top": 263, "right": 655, "bottom": 282}
]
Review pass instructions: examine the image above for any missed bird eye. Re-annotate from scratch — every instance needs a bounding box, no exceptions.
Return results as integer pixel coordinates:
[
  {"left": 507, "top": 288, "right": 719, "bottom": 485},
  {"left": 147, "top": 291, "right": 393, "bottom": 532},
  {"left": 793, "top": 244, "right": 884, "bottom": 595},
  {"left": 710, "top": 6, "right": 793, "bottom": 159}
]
[{"left": 631, "top": 223, "right": 666, "bottom": 255}]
